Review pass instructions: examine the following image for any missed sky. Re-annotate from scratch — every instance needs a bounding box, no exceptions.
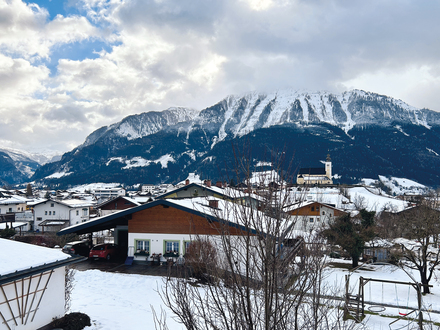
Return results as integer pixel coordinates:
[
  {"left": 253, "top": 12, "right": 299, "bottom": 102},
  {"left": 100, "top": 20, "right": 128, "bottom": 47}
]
[{"left": 1, "top": 0, "right": 440, "bottom": 155}]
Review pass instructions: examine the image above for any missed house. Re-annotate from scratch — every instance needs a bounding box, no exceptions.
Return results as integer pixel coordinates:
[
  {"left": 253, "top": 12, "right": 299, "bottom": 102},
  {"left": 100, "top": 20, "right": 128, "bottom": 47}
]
[
  {"left": 284, "top": 201, "right": 347, "bottom": 232},
  {"left": 157, "top": 181, "right": 264, "bottom": 210},
  {"left": 96, "top": 196, "right": 141, "bottom": 216},
  {"left": 0, "top": 195, "right": 33, "bottom": 231},
  {"left": 29, "top": 199, "right": 94, "bottom": 233},
  {"left": 57, "top": 197, "right": 265, "bottom": 264},
  {"left": 141, "top": 184, "right": 155, "bottom": 194},
  {"left": 296, "top": 154, "right": 333, "bottom": 185},
  {"left": 0, "top": 238, "right": 84, "bottom": 330},
  {"left": 156, "top": 181, "right": 226, "bottom": 199},
  {"left": 93, "top": 187, "right": 126, "bottom": 202}
]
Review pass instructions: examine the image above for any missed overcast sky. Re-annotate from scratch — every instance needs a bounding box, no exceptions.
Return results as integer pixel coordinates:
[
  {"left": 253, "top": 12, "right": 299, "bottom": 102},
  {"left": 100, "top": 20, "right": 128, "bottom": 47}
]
[{"left": 1, "top": 0, "right": 440, "bottom": 155}]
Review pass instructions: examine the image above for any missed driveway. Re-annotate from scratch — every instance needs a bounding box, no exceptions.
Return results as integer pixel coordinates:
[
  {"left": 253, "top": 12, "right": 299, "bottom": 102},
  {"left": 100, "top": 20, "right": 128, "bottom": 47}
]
[{"left": 69, "top": 257, "right": 179, "bottom": 277}]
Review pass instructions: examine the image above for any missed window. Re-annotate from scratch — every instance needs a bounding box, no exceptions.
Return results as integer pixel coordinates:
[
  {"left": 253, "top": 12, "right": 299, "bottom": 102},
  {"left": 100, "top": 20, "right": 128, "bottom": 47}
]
[
  {"left": 76, "top": 210, "right": 79, "bottom": 216},
  {"left": 165, "top": 241, "right": 180, "bottom": 253},
  {"left": 83, "top": 208, "right": 88, "bottom": 216},
  {"left": 311, "top": 206, "right": 314, "bottom": 211},
  {"left": 49, "top": 211, "right": 51, "bottom": 215},
  {"left": 45, "top": 211, "right": 48, "bottom": 215},
  {"left": 316, "top": 206, "right": 320, "bottom": 212},
  {"left": 136, "top": 240, "right": 150, "bottom": 253},
  {"left": 51, "top": 203, "right": 54, "bottom": 207},
  {"left": 53, "top": 211, "right": 55, "bottom": 215},
  {"left": 317, "top": 217, "right": 320, "bottom": 222},
  {"left": 184, "top": 241, "right": 192, "bottom": 255},
  {"left": 322, "top": 211, "right": 325, "bottom": 215},
  {"left": 309, "top": 218, "right": 314, "bottom": 223}
]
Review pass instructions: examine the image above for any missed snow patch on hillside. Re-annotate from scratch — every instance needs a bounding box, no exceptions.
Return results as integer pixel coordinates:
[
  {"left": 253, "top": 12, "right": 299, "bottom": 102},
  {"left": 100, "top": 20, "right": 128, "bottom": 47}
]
[
  {"left": 378, "top": 175, "right": 428, "bottom": 195},
  {"left": 68, "top": 183, "right": 122, "bottom": 193},
  {"left": 427, "top": 148, "right": 439, "bottom": 156},
  {"left": 45, "top": 171, "right": 73, "bottom": 179},
  {"left": 106, "top": 155, "right": 176, "bottom": 169}
]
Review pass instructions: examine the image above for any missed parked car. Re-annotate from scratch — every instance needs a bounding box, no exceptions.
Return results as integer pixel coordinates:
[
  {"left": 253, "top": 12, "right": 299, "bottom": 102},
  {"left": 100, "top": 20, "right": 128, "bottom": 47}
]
[
  {"left": 89, "top": 243, "right": 120, "bottom": 260},
  {"left": 62, "top": 241, "right": 90, "bottom": 257}
]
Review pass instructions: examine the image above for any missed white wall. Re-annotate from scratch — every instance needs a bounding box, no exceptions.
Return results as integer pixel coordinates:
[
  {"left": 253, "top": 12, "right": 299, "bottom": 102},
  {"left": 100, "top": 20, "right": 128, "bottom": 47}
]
[
  {"left": 292, "top": 205, "right": 336, "bottom": 232},
  {"left": 0, "top": 267, "right": 66, "bottom": 330},
  {"left": 128, "top": 233, "right": 193, "bottom": 262},
  {"left": 0, "top": 202, "right": 27, "bottom": 213},
  {"left": 33, "top": 201, "right": 89, "bottom": 230}
]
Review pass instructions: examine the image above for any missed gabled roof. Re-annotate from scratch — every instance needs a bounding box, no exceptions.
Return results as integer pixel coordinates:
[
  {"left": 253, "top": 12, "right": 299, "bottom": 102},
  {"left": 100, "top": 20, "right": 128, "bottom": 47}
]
[
  {"left": 298, "top": 168, "right": 326, "bottom": 175},
  {"left": 96, "top": 195, "right": 141, "bottom": 209},
  {"left": 284, "top": 200, "right": 346, "bottom": 213},
  {"left": 0, "top": 195, "right": 29, "bottom": 205},
  {"left": 57, "top": 197, "right": 271, "bottom": 236},
  {"left": 156, "top": 182, "right": 264, "bottom": 204},
  {"left": 155, "top": 182, "right": 228, "bottom": 199},
  {"left": 29, "top": 198, "right": 94, "bottom": 208}
]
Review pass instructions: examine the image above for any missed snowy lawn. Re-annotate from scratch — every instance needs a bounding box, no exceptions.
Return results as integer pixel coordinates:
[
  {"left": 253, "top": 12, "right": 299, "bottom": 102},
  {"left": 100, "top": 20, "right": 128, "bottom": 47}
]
[
  {"left": 70, "top": 270, "right": 184, "bottom": 330},
  {"left": 70, "top": 260, "right": 440, "bottom": 329}
]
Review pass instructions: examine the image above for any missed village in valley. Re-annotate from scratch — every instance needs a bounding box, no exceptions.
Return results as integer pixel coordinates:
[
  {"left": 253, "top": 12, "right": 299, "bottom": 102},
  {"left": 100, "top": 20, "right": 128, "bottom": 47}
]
[{"left": 1, "top": 154, "right": 440, "bottom": 330}]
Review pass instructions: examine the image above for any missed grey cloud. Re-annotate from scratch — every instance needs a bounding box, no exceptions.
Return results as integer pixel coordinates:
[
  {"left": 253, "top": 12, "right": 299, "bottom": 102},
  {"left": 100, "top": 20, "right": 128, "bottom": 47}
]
[
  {"left": 115, "top": 0, "right": 224, "bottom": 35},
  {"left": 43, "top": 105, "right": 89, "bottom": 123}
]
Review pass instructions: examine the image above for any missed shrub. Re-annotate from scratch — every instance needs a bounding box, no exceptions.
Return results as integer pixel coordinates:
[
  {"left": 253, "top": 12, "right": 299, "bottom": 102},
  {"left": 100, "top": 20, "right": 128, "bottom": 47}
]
[
  {"left": 50, "top": 312, "right": 91, "bottom": 330},
  {"left": 0, "top": 228, "right": 16, "bottom": 238}
]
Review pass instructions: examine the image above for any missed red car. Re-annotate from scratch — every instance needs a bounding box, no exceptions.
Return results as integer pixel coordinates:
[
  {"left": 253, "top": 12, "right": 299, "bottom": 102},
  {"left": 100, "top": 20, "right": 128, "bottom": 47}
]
[{"left": 89, "top": 243, "right": 120, "bottom": 260}]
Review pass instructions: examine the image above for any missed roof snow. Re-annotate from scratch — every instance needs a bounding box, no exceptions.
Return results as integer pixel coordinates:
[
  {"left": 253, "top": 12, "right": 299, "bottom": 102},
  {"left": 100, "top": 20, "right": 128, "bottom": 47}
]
[{"left": 0, "top": 238, "right": 71, "bottom": 275}]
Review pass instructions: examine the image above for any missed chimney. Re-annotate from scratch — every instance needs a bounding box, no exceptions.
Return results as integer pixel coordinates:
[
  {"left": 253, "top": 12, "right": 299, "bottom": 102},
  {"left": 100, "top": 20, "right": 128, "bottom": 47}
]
[
  {"left": 216, "top": 181, "right": 223, "bottom": 188},
  {"left": 205, "top": 180, "right": 212, "bottom": 187},
  {"left": 185, "top": 179, "right": 190, "bottom": 185},
  {"left": 209, "top": 200, "right": 218, "bottom": 208}
]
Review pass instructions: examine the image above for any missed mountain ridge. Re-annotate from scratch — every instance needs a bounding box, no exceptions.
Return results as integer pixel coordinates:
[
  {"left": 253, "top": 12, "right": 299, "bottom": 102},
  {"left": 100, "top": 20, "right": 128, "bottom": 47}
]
[{"left": 6, "top": 89, "right": 440, "bottom": 187}]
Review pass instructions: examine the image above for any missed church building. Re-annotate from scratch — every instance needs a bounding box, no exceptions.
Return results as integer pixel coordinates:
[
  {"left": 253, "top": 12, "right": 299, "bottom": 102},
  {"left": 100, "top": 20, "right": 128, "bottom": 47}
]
[{"left": 296, "top": 154, "right": 333, "bottom": 185}]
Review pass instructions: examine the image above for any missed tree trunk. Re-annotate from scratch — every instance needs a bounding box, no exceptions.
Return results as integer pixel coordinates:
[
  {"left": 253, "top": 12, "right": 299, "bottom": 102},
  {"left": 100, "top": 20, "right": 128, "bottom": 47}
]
[
  {"left": 421, "top": 272, "right": 430, "bottom": 294},
  {"left": 352, "top": 255, "right": 359, "bottom": 268}
]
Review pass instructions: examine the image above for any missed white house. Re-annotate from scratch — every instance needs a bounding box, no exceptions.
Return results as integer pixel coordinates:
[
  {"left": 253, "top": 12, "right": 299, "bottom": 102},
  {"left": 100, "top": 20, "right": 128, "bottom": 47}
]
[
  {"left": 141, "top": 184, "right": 155, "bottom": 194},
  {"left": 0, "top": 238, "right": 84, "bottom": 330},
  {"left": 0, "top": 195, "right": 28, "bottom": 214},
  {"left": 0, "top": 195, "right": 33, "bottom": 231},
  {"left": 284, "top": 201, "right": 347, "bottom": 232},
  {"left": 29, "top": 199, "right": 94, "bottom": 233},
  {"left": 93, "top": 187, "right": 126, "bottom": 201}
]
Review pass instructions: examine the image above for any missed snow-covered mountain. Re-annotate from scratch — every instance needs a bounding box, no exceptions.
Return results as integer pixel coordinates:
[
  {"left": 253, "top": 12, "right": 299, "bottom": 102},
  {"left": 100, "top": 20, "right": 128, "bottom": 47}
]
[
  {"left": 0, "top": 147, "right": 61, "bottom": 185},
  {"left": 24, "top": 89, "right": 440, "bottom": 188},
  {"left": 78, "top": 89, "right": 440, "bottom": 151},
  {"left": 191, "top": 89, "right": 439, "bottom": 145},
  {"left": 79, "top": 107, "right": 199, "bottom": 149}
]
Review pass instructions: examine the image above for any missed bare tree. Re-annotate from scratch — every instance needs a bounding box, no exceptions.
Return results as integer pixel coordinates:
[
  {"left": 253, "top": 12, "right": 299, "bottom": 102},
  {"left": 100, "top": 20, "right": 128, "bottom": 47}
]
[
  {"left": 158, "top": 148, "right": 351, "bottom": 330},
  {"left": 388, "top": 203, "right": 440, "bottom": 294}
]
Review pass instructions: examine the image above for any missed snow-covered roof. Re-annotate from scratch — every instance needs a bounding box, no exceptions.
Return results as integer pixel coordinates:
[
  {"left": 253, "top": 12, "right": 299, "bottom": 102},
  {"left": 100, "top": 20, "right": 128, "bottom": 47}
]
[
  {"left": 0, "top": 239, "right": 72, "bottom": 276},
  {"left": 59, "top": 197, "right": 275, "bottom": 236},
  {"left": 60, "top": 199, "right": 95, "bottom": 207},
  {"left": 0, "top": 222, "right": 27, "bottom": 229},
  {"left": 96, "top": 196, "right": 141, "bottom": 208},
  {"left": 283, "top": 200, "right": 342, "bottom": 213},
  {"left": 30, "top": 198, "right": 94, "bottom": 208},
  {"left": 0, "top": 197, "right": 27, "bottom": 205}
]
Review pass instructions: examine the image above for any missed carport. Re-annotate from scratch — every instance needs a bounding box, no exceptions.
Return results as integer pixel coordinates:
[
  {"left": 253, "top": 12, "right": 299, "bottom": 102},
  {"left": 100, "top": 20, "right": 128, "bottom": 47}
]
[{"left": 57, "top": 209, "right": 134, "bottom": 258}]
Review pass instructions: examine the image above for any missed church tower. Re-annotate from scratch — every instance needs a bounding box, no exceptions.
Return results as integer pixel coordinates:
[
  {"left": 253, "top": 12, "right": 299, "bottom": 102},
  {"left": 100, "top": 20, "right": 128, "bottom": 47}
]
[{"left": 325, "top": 154, "right": 332, "bottom": 181}]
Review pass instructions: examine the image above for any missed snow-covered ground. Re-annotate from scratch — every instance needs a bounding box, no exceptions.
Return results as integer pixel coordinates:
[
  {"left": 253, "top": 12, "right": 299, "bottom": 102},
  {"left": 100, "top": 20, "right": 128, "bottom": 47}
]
[{"left": 70, "top": 259, "right": 440, "bottom": 329}]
